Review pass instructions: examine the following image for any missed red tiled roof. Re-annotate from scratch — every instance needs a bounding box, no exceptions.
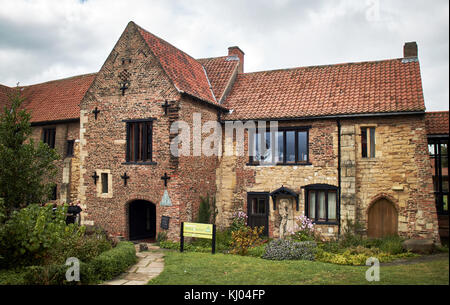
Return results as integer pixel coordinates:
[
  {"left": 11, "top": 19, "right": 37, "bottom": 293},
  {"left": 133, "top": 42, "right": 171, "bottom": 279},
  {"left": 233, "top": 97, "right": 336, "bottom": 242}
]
[
  {"left": 0, "top": 84, "right": 15, "bottom": 111},
  {"left": 223, "top": 58, "right": 426, "bottom": 120},
  {"left": 425, "top": 111, "right": 449, "bottom": 135},
  {"left": 198, "top": 56, "right": 239, "bottom": 102},
  {"left": 135, "top": 23, "right": 220, "bottom": 107},
  {"left": 19, "top": 73, "right": 96, "bottom": 123}
]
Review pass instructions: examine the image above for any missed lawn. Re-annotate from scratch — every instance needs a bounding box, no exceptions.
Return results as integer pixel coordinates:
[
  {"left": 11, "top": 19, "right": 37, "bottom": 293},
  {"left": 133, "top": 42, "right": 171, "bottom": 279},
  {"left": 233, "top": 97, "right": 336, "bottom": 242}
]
[{"left": 148, "top": 251, "right": 449, "bottom": 285}]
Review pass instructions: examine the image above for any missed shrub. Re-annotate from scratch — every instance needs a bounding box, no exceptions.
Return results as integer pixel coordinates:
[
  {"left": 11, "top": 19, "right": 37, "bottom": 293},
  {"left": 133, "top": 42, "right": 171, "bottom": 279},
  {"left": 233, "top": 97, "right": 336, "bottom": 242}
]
[
  {"left": 230, "top": 226, "right": 265, "bottom": 256},
  {"left": 89, "top": 241, "right": 137, "bottom": 282},
  {"left": 0, "top": 204, "right": 86, "bottom": 268},
  {"left": 315, "top": 248, "right": 417, "bottom": 266},
  {"left": 263, "top": 239, "right": 317, "bottom": 261},
  {"left": 229, "top": 211, "right": 248, "bottom": 232},
  {"left": 196, "top": 194, "right": 216, "bottom": 224},
  {"left": 156, "top": 231, "right": 168, "bottom": 245},
  {"left": 17, "top": 241, "right": 137, "bottom": 285},
  {"left": 287, "top": 215, "right": 317, "bottom": 242},
  {"left": 247, "top": 244, "right": 267, "bottom": 258}
]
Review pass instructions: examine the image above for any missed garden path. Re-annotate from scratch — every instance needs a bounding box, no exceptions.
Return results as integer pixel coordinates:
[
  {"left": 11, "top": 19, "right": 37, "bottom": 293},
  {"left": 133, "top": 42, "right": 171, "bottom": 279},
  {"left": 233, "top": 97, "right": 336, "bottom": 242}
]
[{"left": 102, "top": 243, "right": 165, "bottom": 285}]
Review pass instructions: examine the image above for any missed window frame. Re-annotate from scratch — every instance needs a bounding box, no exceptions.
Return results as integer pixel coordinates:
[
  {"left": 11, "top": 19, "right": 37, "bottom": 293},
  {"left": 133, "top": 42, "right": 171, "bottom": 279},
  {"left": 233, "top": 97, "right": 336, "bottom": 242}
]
[
  {"left": 66, "top": 140, "right": 75, "bottom": 157},
  {"left": 428, "top": 137, "right": 449, "bottom": 215},
  {"left": 361, "top": 126, "right": 376, "bottom": 159},
  {"left": 123, "top": 118, "right": 156, "bottom": 165},
  {"left": 304, "top": 184, "right": 339, "bottom": 224},
  {"left": 43, "top": 127, "right": 56, "bottom": 149},
  {"left": 248, "top": 126, "right": 311, "bottom": 166}
]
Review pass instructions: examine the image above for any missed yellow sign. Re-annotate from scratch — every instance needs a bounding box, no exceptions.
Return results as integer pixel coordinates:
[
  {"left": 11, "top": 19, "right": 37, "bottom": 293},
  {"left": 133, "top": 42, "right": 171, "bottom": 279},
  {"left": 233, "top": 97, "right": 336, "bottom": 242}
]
[{"left": 183, "top": 222, "right": 213, "bottom": 239}]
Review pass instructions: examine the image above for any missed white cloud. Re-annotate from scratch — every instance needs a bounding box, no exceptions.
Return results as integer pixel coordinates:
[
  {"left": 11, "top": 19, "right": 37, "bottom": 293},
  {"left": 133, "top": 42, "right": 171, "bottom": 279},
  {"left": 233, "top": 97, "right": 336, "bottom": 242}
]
[{"left": 0, "top": 0, "right": 448, "bottom": 110}]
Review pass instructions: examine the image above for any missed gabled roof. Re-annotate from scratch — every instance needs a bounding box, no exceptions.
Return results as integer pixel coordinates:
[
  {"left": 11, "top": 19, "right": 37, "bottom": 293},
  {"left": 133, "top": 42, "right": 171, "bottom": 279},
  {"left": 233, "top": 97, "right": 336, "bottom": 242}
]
[
  {"left": 135, "top": 23, "right": 222, "bottom": 108},
  {"left": 197, "top": 56, "right": 239, "bottom": 102},
  {"left": 425, "top": 111, "right": 449, "bottom": 135},
  {"left": 18, "top": 73, "right": 96, "bottom": 123},
  {"left": 223, "top": 58, "right": 426, "bottom": 120}
]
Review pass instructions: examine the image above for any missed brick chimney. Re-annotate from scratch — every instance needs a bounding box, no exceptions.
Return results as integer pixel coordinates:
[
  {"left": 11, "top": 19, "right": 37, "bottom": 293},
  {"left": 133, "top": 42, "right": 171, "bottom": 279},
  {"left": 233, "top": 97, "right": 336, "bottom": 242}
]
[
  {"left": 228, "top": 46, "right": 245, "bottom": 73},
  {"left": 404, "top": 42, "right": 418, "bottom": 58}
]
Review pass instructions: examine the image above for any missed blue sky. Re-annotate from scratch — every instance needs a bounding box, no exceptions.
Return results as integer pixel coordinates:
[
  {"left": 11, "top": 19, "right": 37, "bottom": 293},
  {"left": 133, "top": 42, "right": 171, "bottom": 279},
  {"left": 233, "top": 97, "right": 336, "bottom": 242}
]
[{"left": 0, "top": 0, "right": 448, "bottom": 111}]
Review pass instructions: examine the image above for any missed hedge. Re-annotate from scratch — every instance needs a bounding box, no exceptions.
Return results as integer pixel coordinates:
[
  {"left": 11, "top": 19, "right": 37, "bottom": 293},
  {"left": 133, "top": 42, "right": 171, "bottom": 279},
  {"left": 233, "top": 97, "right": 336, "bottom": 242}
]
[{"left": 1, "top": 241, "right": 137, "bottom": 285}]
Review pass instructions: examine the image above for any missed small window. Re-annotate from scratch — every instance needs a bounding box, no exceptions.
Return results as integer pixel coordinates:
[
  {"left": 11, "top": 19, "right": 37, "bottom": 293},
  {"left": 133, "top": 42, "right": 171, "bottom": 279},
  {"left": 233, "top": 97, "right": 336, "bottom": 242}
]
[
  {"left": 305, "top": 185, "right": 338, "bottom": 223},
  {"left": 101, "top": 173, "right": 108, "bottom": 194},
  {"left": 361, "top": 127, "right": 375, "bottom": 158},
  {"left": 43, "top": 128, "right": 56, "bottom": 149},
  {"left": 51, "top": 185, "right": 57, "bottom": 200},
  {"left": 66, "top": 140, "right": 75, "bottom": 157},
  {"left": 126, "top": 121, "right": 153, "bottom": 163}
]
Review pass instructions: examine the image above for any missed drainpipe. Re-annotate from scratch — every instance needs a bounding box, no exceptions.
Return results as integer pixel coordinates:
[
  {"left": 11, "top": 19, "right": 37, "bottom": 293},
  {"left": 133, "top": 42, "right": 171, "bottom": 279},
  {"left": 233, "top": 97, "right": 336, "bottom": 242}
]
[{"left": 337, "top": 119, "right": 342, "bottom": 237}]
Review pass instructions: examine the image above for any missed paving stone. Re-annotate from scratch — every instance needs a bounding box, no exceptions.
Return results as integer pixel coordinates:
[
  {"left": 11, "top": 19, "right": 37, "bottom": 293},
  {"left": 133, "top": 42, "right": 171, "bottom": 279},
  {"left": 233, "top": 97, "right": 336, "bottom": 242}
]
[
  {"left": 103, "top": 279, "right": 128, "bottom": 285},
  {"left": 123, "top": 280, "right": 147, "bottom": 285}
]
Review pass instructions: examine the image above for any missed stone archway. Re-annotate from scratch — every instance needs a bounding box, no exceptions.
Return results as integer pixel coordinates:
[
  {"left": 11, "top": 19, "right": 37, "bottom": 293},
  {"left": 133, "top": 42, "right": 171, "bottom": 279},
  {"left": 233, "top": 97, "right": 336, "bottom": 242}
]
[
  {"left": 367, "top": 198, "right": 398, "bottom": 238},
  {"left": 128, "top": 200, "right": 156, "bottom": 241}
]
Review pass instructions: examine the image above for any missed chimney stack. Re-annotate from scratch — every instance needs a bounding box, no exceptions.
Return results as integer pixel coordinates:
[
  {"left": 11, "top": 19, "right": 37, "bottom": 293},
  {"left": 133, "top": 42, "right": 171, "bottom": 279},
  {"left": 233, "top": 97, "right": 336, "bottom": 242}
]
[
  {"left": 403, "top": 42, "right": 418, "bottom": 58},
  {"left": 228, "top": 46, "right": 245, "bottom": 73}
]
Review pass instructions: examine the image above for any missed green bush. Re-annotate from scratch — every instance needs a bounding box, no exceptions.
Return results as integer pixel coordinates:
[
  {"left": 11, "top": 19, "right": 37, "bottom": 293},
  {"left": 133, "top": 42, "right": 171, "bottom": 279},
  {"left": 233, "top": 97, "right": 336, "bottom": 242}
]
[
  {"left": 315, "top": 248, "right": 417, "bottom": 266},
  {"left": 156, "top": 231, "right": 168, "bottom": 245},
  {"left": 247, "top": 244, "right": 267, "bottom": 258},
  {"left": 0, "top": 204, "right": 86, "bottom": 268},
  {"left": 11, "top": 241, "right": 136, "bottom": 285},
  {"left": 89, "top": 241, "right": 137, "bottom": 282},
  {"left": 230, "top": 226, "right": 265, "bottom": 256},
  {"left": 263, "top": 239, "right": 317, "bottom": 261},
  {"left": 197, "top": 194, "right": 216, "bottom": 224}
]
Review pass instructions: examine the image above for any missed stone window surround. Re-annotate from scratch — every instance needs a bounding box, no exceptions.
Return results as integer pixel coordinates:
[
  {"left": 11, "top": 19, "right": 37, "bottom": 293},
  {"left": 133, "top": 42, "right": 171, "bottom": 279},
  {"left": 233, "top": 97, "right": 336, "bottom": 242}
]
[
  {"left": 358, "top": 124, "right": 378, "bottom": 161},
  {"left": 96, "top": 169, "right": 113, "bottom": 198}
]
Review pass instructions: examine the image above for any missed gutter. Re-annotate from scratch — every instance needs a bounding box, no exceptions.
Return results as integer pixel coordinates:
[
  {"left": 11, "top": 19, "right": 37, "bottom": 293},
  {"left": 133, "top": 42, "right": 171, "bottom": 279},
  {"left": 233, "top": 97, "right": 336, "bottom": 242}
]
[
  {"left": 223, "top": 111, "right": 426, "bottom": 122},
  {"left": 337, "top": 119, "right": 342, "bottom": 237}
]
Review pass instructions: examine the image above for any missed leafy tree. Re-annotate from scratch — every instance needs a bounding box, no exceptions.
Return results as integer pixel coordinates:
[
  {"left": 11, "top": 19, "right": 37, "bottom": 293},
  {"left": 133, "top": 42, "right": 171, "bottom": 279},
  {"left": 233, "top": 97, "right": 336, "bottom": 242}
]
[{"left": 0, "top": 87, "right": 59, "bottom": 218}]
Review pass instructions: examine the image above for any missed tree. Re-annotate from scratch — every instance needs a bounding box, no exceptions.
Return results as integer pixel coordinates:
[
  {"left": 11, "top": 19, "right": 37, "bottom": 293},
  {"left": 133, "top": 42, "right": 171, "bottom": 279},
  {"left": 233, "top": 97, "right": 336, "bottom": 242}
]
[{"left": 0, "top": 87, "right": 59, "bottom": 218}]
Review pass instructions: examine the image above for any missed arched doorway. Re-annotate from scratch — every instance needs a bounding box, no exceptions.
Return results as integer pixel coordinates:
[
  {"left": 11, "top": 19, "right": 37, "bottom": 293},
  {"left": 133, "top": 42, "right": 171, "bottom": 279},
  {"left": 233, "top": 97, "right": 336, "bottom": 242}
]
[
  {"left": 128, "top": 200, "right": 156, "bottom": 241},
  {"left": 368, "top": 198, "right": 398, "bottom": 238}
]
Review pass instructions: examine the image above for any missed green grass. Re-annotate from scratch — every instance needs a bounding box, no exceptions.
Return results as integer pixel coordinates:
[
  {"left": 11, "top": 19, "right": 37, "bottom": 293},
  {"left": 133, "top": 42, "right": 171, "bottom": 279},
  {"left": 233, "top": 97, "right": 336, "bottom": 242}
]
[{"left": 149, "top": 251, "right": 449, "bottom": 285}]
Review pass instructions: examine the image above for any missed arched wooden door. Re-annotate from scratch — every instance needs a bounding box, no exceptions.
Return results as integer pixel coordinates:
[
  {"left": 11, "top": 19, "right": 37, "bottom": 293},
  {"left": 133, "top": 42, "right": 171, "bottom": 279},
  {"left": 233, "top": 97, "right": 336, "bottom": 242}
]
[{"left": 368, "top": 199, "right": 398, "bottom": 238}]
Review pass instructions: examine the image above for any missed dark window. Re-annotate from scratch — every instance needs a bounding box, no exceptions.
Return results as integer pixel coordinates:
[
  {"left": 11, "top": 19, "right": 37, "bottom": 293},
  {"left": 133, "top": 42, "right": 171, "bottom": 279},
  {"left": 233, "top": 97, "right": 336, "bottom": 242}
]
[
  {"left": 305, "top": 185, "right": 338, "bottom": 223},
  {"left": 51, "top": 185, "right": 57, "bottom": 200},
  {"left": 101, "top": 173, "right": 108, "bottom": 194},
  {"left": 66, "top": 140, "right": 75, "bottom": 157},
  {"left": 361, "top": 127, "right": 375, "bottom": 158},
  {"left": 250, "top": 128, "right": 309, "bottom": 165},
  {"left": 429, "top": 138, "right": 449, "bottom": 215},
  {"left": 43, "top": 128, "right": 56, "bottom": 149},
  {"left": 247, "top": 193, "right": 269, "bottom": 236},
  {"left": 126, "top": 121, "right": 153, "bottom": 163}
]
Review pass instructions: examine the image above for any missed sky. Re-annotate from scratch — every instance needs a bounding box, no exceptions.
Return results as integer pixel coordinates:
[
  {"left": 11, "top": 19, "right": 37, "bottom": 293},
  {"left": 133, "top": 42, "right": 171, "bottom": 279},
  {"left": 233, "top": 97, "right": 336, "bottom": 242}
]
[{"left": 0, "top": 0, "right": 448, "bottom": 111}]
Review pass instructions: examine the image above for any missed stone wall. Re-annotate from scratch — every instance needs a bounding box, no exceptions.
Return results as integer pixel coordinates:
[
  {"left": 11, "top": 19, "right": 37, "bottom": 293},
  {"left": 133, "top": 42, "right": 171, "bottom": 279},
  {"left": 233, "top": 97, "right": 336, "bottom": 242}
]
[
  {"left": 215, "top": 119, "right": 340, "bottom": 238},
  {"left": 30, "top": 121, "right": 80, "bottom": 204},
  {"left": 215, "top": 115, "right": 440, "bottom": 242}
]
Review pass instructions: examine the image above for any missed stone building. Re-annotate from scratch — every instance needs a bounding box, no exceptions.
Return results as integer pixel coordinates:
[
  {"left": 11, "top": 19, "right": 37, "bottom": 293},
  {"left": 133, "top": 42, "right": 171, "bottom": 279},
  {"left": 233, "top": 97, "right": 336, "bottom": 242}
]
[{"left": 1, "top": 22, "right": 447, "bottom": 243}]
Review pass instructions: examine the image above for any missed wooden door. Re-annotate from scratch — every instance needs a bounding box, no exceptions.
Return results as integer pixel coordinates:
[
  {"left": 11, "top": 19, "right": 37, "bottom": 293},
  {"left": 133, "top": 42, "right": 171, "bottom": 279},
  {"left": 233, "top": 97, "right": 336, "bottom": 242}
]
[
  {"left": 247, "top": 194, "right": 269, "bottom": 236},
  {"left": 368, "top": 199, "right": 398, "bottom": 238}
]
